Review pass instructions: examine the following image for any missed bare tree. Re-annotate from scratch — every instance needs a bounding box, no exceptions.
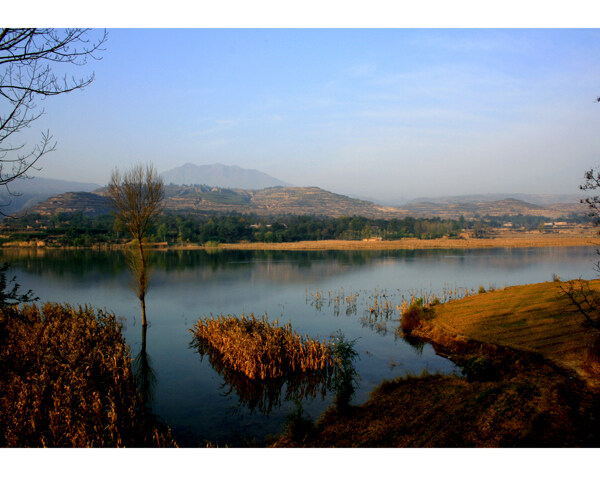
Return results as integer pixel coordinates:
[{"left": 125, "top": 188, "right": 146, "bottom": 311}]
[
  {"left": 106, "top": 164, "right": 164, "bottom": 327},
  {"left": 580, "top": 168, "right": 600, "bottom": 273},
  {"left": 0, "top": 28, "right": 107, "bottom": 206}
]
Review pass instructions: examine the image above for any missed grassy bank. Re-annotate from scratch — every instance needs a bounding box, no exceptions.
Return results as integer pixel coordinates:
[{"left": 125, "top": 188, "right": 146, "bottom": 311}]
[
  {"left": 0, "top": 303, "right": 176, "bottom": 447},
  {"left": 1, "top": 230, "right": 597, "bottom": 252},
  {"left": 274, "top": 365, "right": 599, "bottom": 447},
  {"left": 274, "top": 280, "right": 600, "bottom": 447},
  {"left": 411, "top": 279, "right": 600, "bottom": 388},
  {"left": 220, "top": 233, "right": 597, "bottom": 251}
]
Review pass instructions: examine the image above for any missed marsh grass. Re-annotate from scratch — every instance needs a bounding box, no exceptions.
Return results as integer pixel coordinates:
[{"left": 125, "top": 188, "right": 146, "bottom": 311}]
[
  {"left": 400, "top": 302, "right": 428, "bottom": 333},
  {"left": 0, "top": 303, "right": 176, "bottom": 447},
  {"left": 191, "top": 313, "right": 339, "bottom": 380},
  {"left": 306, "top": 288, "right": 358, "bottom": 315},
  {"left": 307, "top": 285, "right": 481, "bottom": 324},
  {"left": 191, "top": 315, "right": 360, "bottom": 415}
]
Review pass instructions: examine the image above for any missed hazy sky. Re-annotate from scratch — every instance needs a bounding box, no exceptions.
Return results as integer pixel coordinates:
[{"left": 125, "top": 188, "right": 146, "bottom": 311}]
[{"left": 16, "top": 28, "right": 600, "bottom": 201}]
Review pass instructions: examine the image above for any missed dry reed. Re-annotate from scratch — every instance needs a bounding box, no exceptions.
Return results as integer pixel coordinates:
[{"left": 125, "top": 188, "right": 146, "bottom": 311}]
[
  {"left": 0, "top": 303, "right": 176, "bottom": 447},
  {"left": 191, "top": 313, "right": 339, "bottom": 380}
]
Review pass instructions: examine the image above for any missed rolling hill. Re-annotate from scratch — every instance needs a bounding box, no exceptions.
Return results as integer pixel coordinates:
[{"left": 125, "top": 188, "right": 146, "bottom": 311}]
[
  {"left": 0, "top": 177, "right": 101, "bottom": 215},
  {"left": 17, "top": 184, "right": 586, "bottom": 221},
  {"left": 403, "top": 197, "right": 586, "bottom": 219}
]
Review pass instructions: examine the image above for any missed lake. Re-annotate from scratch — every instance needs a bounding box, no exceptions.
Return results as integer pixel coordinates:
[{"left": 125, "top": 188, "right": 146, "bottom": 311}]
[{"left": 1, "top": 246, "right": 597, "bottom": 446}]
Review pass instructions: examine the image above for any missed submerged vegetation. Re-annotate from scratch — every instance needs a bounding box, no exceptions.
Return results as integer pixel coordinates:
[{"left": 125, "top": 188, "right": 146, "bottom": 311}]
[
  {"left": 0, "top": 303, "right": 176, "bottom": 447},
  {"left": 191, "top": 314, "right": 340, "bottom": 380},
  {"left": 191, "top": 315, "right": 359, "bottom": 416}
]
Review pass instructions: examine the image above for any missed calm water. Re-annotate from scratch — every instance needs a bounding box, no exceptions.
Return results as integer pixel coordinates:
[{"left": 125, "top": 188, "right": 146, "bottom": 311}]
[{"left": 1, "top": 246, "right": 597, "bottom": 446}]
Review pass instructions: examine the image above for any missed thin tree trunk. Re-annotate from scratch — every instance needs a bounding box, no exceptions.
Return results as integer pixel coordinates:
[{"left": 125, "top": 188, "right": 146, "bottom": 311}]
[
  {"left": 138, "top": 237, "right": 148, "bottom": 327},
  {"left": 140, "top": 296, "right": 147, "bottom": 327}
]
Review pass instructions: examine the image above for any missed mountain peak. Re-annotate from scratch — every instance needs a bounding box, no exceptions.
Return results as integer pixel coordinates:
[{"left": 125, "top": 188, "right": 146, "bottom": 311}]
[{"left": 160, "top": 163, "right": 291, "bottom": 190}]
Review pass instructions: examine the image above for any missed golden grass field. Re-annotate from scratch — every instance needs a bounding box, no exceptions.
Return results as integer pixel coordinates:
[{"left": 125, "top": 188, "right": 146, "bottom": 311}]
[
  {"left": 415, "top": 279, "right": 600, "bottom": 388},
  {"left": 220, "top": 231, "right": 599, "bottom": 251}
]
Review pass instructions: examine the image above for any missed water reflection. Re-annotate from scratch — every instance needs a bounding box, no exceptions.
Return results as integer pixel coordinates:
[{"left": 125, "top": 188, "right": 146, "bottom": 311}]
[
  {"left": 133, "top": 324, "right": 156, "bottom": 406},
  {"left": 3, "top": 247, "right": 595, "bottom": 282},
  {"left": 194, "top": 333, "right": 359, "bottom": 416},
  {"left": 199, "top": 348, "right": 332, "bottom": 414}
]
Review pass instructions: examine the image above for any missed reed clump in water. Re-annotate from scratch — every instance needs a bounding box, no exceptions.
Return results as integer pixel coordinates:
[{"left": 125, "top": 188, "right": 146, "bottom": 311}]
[
  {"left": 191, "top": 313, "right": 339, "bottom": 380},
  {"left": 0, "top": 303, "right": 176, "bottom": 447},
  {"left": 200, "top": 345, "right": 333, "bottom": 414}
]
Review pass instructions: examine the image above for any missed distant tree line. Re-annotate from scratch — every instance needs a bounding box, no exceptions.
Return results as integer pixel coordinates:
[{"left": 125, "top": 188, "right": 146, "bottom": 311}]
[{"left": 0, "top": 211, "right": 589, "bottom": 247}]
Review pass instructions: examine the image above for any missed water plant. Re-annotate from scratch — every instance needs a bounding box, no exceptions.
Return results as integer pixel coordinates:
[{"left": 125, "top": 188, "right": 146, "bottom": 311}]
[
  {"left": 0, "top": 303, "right": 175, "bottom": 447},
  {"left": 0, "top": 262, "right": 38, "bottom": 307},
  {"left": 191, "top": 315, "right": 361, "bottom": 415},
  {"left": 191, "top": 313, "right": 339, "bottom": 380},
  {"left": 330, "top": 331, "right": 359, "bottom": 411},
  {"left": 399, "top": 301, "right": 427, "bottom": 333}
]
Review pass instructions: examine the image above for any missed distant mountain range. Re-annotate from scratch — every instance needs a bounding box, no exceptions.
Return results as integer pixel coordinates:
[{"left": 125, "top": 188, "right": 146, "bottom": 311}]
[
  {"left": 0, "top": 164, "right": 587, "bottom": 220},
  {"left": 403, "top": 197, "right": 585, "bottom": 219},
  {"left": 0, "top": 177, "right": 101, "bottom": 215},
  {"left": 160, "top": 163, "right": 291, "bottom": 190},
  {"left": 408, "top": 193, "right": 582, "bottom": 207},
  {"left": 18, "top": 185, "right": 586, "bottom": 220},
  {"left": 24, "top": 185, "right": 403, "bottom": 218}
]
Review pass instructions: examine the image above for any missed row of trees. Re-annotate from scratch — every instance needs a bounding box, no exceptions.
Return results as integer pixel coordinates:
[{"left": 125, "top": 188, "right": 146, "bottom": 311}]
[
  {"left": 4, "top": 210, "right": 589, "bottom": 247},
  {"left": 1, "top": 212, "right": 468, "bottom": 245}
]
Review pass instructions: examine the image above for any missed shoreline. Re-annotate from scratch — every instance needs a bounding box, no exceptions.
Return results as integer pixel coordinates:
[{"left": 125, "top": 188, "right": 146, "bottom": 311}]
[
  {"left": 0, "top": 232, "right": 598, "bottom": 252},
  {"left": 218, "top": 235, "right": 598, "bottom": 250},
  {"left": 274, "top": 280, "right": 600, "bottom": 447}
]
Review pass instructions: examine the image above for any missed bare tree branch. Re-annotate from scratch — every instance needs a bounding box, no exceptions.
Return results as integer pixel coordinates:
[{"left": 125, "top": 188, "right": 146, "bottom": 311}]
[{"left": 0, "top": 28, "right": 107, "bottom": 214}]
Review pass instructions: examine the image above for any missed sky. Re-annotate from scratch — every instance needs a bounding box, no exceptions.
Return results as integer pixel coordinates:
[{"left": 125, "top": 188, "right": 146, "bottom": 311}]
[{"left": 10, "top": 28, "right": 600, "bottom": 202}]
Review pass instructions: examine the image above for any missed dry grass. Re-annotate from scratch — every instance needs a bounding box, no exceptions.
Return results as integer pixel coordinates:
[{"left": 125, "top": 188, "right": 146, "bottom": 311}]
[
  {"left": 413, "top": 280, "right": 600, "bottom": 387},
  {"left": 191, "top": 314, "right": 339, "bottom": 380},
  {"left": 0, "top": 303, "right": 176, "bottom": 447},
  {"left": 400, "top": 303, "right": 428, "bottom": 333},
  {"left": 218, "top": 233, "right": 597, "bottom": 251},
  {"left": 273, "top": 366, "right": 600, "bottom": 447}
]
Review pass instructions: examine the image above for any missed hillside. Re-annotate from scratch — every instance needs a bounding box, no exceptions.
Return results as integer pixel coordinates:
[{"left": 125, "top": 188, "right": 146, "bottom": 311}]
[
  {"left": 160, "top": 163, "right": 291, "bottom": 190},
  {"left": 402, "top": 197, "right": 586, "bottom": 219},
  {"left": 0, "top": 177, "right": 101, "bottom": 215},
  {"left": 22, "top": 192, "right": 111, "bottom": 217},
  {"left": 410, "top": 193, "right": 581, "bottom": 206},
  {"left": 17, "top": 184, "right": 586, "bottom": 221},
  {"left": 160, "top": 185, "right": 410, "bottom": 217},
  {"left": 20, "top": 185, "right": 407, "bottom": 219}
]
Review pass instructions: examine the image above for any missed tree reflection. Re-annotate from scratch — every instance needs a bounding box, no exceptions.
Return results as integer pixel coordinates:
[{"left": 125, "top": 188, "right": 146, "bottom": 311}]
[{"left": 133, "top": 323, "right": 156, "bottom": 407}]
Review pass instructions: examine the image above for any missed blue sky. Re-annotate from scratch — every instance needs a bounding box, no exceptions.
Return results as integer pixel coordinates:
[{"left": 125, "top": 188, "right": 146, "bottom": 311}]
[{"left": 17, "top": 28, "right": 600, "bottom": 201}]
